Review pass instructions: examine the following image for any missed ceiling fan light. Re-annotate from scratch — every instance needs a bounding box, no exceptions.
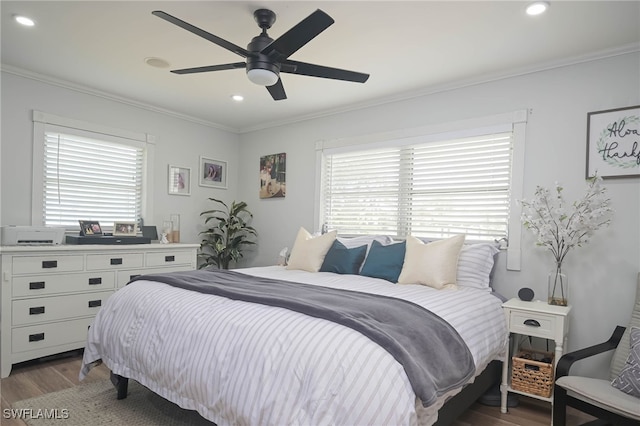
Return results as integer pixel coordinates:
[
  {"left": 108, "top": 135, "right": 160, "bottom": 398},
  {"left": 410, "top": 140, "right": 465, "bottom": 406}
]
[{"left": 247, "top": 69, "right": 279, "bottom": 86}]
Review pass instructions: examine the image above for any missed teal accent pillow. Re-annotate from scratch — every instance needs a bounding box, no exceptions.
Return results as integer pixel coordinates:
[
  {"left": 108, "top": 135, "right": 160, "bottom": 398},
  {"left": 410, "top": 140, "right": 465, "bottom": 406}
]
[
  {"left": 320, "top": 240, "right": 367, "bottom": 275},
  {"left": 360, "top": 240, "right": 406, "bottom": 282}
]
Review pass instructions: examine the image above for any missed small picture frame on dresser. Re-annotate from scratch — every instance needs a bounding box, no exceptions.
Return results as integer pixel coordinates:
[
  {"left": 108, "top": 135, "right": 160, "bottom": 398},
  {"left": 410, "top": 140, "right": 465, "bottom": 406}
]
[{"left": 79, "top": 220, "right": 102, "bottom": 236}]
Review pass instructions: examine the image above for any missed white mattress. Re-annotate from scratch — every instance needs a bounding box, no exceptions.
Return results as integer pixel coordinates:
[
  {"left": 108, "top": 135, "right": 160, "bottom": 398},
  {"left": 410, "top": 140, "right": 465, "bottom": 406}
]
[{"left": 81, "top": 266, "right": 507, "bottom": 425}]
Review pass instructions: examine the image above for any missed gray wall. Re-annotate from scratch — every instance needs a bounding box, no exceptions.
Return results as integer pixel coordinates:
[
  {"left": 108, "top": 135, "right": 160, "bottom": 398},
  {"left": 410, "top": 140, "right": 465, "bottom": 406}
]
[
  {"left": 237, "top": 52, "right": 640, "bottom": 377},
  {"left": 2, "top": 52, "right": 639, "bottom": 379},
  {"left": 1, "top": 71, "right": 241, "bottom": 243}
]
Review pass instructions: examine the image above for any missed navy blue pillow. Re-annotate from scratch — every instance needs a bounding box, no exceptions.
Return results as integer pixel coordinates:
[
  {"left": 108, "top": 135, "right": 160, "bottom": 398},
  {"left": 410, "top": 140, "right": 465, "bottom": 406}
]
[
  {"left": 360, "top": 240, "right": 406, "bottom": 282},
  {"left": 319, "top": 240, "right": 367, "bottom": 275}
]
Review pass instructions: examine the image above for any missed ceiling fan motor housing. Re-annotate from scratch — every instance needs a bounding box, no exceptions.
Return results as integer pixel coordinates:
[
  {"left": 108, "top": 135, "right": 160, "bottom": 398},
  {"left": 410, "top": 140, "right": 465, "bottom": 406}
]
[{"left": 246, "top": 34, "right": 280, "bottom": 75}]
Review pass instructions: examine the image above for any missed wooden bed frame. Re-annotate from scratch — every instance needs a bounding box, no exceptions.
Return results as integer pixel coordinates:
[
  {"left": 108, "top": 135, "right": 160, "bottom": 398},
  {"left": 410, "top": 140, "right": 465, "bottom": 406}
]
[{"left": 110, "top": 359, "right": 502, "bottom": 425}]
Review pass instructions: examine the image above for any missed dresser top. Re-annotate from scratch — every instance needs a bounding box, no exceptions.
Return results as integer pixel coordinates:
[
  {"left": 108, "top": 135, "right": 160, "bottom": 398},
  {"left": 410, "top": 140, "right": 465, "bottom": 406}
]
[{"left": 0, "top": 243, "right": 200, "bottom": 254}]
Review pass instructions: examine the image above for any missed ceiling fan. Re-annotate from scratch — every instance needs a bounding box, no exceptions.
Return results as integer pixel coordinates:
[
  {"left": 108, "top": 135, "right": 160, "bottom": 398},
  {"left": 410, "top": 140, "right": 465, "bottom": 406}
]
[{"left": 152, "top": 9, "right": 369, "bottom": 101}]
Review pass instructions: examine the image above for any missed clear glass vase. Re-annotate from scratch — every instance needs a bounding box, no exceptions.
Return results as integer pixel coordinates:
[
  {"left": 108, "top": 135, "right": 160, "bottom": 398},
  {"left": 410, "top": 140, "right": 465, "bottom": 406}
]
[{"left": 548, "top": 264, "right": 568, "bottom": 306}]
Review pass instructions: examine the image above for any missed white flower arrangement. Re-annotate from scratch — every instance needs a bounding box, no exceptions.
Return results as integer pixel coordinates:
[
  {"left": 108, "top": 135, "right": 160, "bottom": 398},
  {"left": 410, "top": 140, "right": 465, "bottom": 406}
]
[{"left": 520, "top": 175, "right": 613, "bottom": 304}]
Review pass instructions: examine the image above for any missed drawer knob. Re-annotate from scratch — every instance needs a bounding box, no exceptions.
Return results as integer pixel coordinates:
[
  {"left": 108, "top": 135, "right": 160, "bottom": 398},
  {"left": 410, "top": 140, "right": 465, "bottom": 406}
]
[
  {"left": 29, "top": 306, "right": 46, "bottom": 315},
  {"left": 88, "top": 277, "right": 102, "bottom": 285},
  {"left": 165, "top": 255, "right": 175, "bottom": 262},
  {"left": 42, "top": 260, "right": 57, "bottom": 269},
  {"left": 110, "top": 258, "right": 123, "bottom": 265},
  {"left": 29, "top": 333, "right": 45, "bottom": 342},
  {"left": 523, "top": 319, "right": 541, "bottom": 327},
  {"left": 88, "top": 300, "right": 102, "bottom": 308},
  {"left": 29, "top": 281, "right": 46, "bottom": 290}
]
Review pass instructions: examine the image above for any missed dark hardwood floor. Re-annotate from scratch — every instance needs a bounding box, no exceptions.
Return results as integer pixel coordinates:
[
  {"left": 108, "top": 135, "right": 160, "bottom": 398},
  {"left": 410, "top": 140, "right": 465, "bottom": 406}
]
[{"left": 1, "top": 351, "right": 595, "bottom": 425}]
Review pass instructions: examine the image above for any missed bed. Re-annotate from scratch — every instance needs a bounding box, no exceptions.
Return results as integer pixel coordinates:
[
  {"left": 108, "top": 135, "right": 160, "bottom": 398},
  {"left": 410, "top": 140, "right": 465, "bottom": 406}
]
[{"left": 80, "top": 232, "right": 508, "bottom": 425}]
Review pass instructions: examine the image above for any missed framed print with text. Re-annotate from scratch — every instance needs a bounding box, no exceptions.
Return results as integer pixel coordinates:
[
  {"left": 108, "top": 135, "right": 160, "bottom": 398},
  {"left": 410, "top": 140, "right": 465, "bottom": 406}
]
[{"left": 586, "top": 105, "right": 639, "bottom": 179}]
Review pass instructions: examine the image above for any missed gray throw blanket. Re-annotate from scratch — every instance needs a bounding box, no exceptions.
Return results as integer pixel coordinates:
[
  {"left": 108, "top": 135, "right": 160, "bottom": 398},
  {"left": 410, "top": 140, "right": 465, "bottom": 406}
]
[{"left": 129, "top": 269, "right": 475, "bottom": 407}]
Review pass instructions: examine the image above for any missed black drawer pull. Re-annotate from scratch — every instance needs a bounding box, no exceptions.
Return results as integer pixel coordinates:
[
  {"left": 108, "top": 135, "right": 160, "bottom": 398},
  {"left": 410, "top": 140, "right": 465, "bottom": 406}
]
[
  {"left": 29, "top": 333, "right": 45, "bottom": 342},
  {"left": 88, "top": 277, "right": 102, "bottom": 285},
  {"left": 88, "top": 300, "right": 102, "bottom": 308},
  {"left": 110, "top": 258, "right": 123, "bottom": 265},
  {"left": 523, "top": 319, "right": 541, "bottom": 327},
  {"left": 29, "top": 306, "right": 45, "bottom": 315},
  {"left": 165, "top": 255, "right": 175, "bottom": 262},
  {"left": 129, "top": 274, "right": 140, "bottom": 280},
  {"left": 29, "top": 281, "right": 45, "bottom": 290},
  {"left": 42, "top": 260, "right": 57, "bottom": 269}
]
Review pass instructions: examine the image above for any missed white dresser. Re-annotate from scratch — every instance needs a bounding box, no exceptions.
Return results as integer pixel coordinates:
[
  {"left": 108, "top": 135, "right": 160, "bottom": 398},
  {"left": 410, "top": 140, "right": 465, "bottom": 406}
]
[{"left": 0, "top": 243, "right": 199, "bottom": 378}]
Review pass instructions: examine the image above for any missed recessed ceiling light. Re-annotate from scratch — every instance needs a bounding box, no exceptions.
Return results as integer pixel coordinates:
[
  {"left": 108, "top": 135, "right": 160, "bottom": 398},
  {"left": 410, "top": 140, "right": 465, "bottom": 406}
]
[
  {"left": 526, "top": 1, "right": 549, "bottom": 16},
  {"left": 14, "top": 14, "right": 35, "bottom": 26},
  {"left": 231, "top": 95, "right": 244, "bottom": 102},
  {"left": 144, "top": 57, "right": 170, "bottom": 68}
]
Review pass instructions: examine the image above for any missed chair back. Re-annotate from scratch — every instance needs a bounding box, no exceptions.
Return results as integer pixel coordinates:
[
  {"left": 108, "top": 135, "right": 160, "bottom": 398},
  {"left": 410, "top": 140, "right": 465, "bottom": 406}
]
[{"left": 609, "top": 272, "right": 640, "bottom": 380}]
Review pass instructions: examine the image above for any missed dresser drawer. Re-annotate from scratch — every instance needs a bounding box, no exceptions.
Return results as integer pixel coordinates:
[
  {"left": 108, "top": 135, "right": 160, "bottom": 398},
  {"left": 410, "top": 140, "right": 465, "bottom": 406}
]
[
  {"left": 12, "top": 291, "right": 113, "bottom": 326},
  {"left": 12, "top": 271, "right": 116, "bottom": 297},
  {"left": 146, "top": 251, "right": 194, "bottom": 267},
  {"left": 11, "top": 317, "right": 94, "bottom": 353},
  {"left": 12, "top": 255, "right": 84, "bottom": 275},
  {"left": 86, "top": 253, "right": 144, "bottom": 270},
  {"left": 509, "top": 310, "right": 558, "bottom": 339},
  {"left": 116, "top": 265, "right": 194, "bottom": 288}
]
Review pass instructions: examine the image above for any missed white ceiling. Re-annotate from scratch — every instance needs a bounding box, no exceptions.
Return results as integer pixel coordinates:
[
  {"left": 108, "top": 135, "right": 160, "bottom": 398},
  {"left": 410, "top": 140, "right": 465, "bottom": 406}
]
[{"left": 2, "top": 1, "right": 639, "bottom": 133}]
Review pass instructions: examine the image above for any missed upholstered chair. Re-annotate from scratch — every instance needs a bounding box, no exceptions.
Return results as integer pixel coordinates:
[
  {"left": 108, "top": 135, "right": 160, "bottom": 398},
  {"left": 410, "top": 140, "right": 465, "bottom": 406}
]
[{"left": 553, "top": 273, "right": 640, "bottom": 425}]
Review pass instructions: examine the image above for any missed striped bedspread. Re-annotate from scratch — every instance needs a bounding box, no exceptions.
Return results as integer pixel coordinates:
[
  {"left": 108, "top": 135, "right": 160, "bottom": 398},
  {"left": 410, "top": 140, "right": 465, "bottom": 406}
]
[{"left": 81, "top": 266, "right": 508, "bottom": 426}]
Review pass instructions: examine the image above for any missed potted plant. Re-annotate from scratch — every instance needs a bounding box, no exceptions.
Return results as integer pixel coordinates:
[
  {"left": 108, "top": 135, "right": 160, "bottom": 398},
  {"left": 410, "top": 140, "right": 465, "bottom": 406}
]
[{"left": 199, "top": 198, "right": 257, "bottom": 269}]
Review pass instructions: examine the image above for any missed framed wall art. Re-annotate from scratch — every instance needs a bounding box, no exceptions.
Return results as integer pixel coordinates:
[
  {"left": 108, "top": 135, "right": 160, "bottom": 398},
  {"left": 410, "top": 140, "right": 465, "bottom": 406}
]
[
  {"left": 260, "top": 153, "right": 286, "bottom": 198},
  {"left": 113, "top": 221, "right": 138, "bottom": 236},
  {"left": 586, "top": 105, "right": 640, "bottom": 179},
  {"left": 199, "top": 156, "right": 227, "bottom": 189},
  {"left": 168, "top": 165, "right": 191, "bottom": 195}
]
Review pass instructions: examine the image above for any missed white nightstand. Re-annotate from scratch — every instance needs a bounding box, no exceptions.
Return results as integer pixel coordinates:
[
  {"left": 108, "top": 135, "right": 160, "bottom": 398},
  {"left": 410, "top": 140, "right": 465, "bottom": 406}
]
[{"left": 500, "top": 298, "right": 571, "bottom": 414}]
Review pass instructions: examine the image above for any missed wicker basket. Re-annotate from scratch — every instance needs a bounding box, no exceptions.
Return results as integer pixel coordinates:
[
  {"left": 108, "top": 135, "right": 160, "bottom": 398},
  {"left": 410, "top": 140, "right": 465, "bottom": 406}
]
[{"left": 511, "top": 348, "right": 555, "bottom": 397}]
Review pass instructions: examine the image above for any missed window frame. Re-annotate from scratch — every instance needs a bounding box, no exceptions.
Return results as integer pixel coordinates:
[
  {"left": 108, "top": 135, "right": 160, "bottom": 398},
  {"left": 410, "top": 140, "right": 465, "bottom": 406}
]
[
  {"left": 31, "top": 110, "right": 155, "bottom": 232},
  {"left": 315, "top": 110, "right": 527, "bottom": 270}
]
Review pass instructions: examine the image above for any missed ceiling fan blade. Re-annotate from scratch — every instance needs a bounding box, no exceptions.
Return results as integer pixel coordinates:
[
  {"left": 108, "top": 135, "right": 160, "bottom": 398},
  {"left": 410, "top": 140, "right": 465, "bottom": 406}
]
[
  {"left": 152, "top": 11, "right": 251, "bottom": 58},
  {"left": 261, "top": 9, "right": 334, "bottom": 60},
  {"left": 171, "top": 62, "right": 246, "bottom": 75},
  {"left": 282, "top": 60, "right": 369, "bottom": 83},
  {"left": 266, "top": 79, "right": 287, "bottom": 101}
]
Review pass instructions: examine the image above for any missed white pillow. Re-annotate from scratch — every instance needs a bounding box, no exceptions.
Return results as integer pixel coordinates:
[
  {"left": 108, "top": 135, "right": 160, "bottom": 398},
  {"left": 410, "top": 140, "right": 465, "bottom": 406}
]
[
  {"left": 457, "top": 243, "right": 500, "bottom": 291},
  {"left": 286, "top": 227, "right": 337, "bottom": 272},
  {"left": 397, "top": 234, "right": 465, "bottom": 289}
]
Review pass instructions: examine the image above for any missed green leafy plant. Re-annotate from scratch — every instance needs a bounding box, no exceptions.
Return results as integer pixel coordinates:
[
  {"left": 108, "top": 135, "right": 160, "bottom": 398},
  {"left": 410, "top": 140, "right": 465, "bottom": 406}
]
[{"left": 199, "top": 198, "right": 257, "bottom": 269}]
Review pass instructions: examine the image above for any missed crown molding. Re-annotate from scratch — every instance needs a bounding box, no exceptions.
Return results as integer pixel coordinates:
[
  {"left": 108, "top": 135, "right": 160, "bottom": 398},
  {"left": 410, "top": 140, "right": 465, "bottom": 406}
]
[
  {"left": 3, "top": 42, "right": 639, "bottom": 135},
  {"left": 239, "top": 42, "right": 640, "bottom": 134},
  {"left": 0, "top": 64, "right": 240, "bottom": 134}
]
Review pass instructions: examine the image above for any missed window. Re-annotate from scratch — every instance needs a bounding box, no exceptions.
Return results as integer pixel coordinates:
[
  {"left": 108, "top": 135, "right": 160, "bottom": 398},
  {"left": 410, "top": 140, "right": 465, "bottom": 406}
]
[
  {"left": 32, "top": 111, "right": 154, "bottom": 230},
  {"left": 321, "top": 132, "right": 512, "bottom": 241},
  {"left": 316, "top": 110, "right": 527, "bottom": 270}
]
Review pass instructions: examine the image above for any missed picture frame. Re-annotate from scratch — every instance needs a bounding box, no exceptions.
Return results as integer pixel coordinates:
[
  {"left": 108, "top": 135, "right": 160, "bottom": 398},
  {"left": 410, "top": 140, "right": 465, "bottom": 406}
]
[
  {"left": 260, "top": 153, "right": 286, "bottom": 198},
  {"left": 199, "top": 156, "right": 227, "bottom": 189},
  {"left": 79, "top": 220, "right": 102, "bottom": 236},
  {"left": 168, "top": 165, "right": 191, "bottom": 195},
  {"left": 586, "top": 105, "right": 640, "bottom": 179},
  {"left": 113, "top": 221, "right": 138, "bottom": 236}
]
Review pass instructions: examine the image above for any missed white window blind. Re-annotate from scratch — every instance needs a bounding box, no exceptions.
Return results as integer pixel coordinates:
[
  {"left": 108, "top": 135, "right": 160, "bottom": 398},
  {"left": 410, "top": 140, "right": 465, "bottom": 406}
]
[
  {"left": 42, "top": 131, "right": 144, "bottom": 228},
  {"left": 321, "top": 132, "right": 513, "bottom": 241}
]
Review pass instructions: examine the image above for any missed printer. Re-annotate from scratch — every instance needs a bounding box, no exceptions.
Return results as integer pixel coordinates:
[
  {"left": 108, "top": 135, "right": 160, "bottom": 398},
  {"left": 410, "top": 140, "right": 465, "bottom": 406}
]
[{"left": 1, "top": 226, "right": 65, "bottom": 246}]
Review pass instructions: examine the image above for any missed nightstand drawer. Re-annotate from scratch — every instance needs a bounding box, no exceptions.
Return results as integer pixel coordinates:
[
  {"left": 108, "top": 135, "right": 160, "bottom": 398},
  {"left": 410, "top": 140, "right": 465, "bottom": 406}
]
[{"left": 509, "top": 311, "right": 557, "bottom": 339}]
